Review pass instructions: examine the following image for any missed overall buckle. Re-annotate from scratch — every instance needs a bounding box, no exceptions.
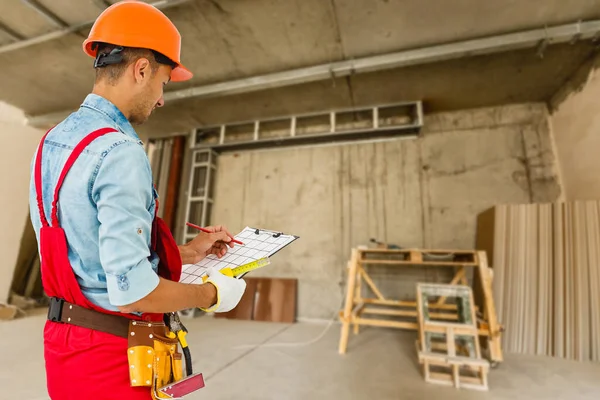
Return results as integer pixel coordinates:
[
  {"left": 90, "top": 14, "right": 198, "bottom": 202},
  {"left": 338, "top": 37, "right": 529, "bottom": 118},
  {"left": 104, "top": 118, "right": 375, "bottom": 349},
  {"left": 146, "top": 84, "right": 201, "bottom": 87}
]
[{"left": 47, "top": 297, "right": 65, "bottom": 322}]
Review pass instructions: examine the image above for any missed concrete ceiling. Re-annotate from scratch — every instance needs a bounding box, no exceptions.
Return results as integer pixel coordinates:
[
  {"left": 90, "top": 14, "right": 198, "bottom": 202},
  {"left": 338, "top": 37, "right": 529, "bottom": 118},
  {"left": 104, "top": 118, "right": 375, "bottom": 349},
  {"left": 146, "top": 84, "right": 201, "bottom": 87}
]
[{"left": 0, "top": 0, "right": 598, "bottom": 135}]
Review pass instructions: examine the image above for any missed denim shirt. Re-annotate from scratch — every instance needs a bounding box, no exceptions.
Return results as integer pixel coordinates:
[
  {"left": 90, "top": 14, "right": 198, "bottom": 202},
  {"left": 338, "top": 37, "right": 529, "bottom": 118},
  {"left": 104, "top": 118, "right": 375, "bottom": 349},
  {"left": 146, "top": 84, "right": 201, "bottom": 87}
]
[{"left": 29, "top": 94, "right": 160, "bottom": 312}]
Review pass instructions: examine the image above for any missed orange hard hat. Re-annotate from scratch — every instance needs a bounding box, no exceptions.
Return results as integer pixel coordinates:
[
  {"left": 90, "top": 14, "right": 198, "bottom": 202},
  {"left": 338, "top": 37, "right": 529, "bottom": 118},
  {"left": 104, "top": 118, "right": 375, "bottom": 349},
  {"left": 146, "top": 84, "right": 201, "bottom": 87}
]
[{"left": 83, "top": 0, "right": 192, "bottom": 82}]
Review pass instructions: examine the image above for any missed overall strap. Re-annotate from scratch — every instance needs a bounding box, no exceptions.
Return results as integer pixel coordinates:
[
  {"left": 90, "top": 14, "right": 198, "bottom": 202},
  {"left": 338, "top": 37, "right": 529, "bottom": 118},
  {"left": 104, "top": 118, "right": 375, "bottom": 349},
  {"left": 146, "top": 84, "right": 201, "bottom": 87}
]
[
  {"left": 34, "top": 128, "right": 54, "bottom": 228},
  {"left": 35, "top": 127, "right": 118, "bottom": 228}
]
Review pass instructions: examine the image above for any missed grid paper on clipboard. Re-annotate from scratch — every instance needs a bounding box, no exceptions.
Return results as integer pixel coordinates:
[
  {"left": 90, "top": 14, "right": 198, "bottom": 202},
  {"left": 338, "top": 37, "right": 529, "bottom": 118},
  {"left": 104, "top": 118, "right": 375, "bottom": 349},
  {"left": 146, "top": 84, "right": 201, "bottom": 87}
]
[{"left": 179, "top": 226, "right": 299, "bottom": 284}]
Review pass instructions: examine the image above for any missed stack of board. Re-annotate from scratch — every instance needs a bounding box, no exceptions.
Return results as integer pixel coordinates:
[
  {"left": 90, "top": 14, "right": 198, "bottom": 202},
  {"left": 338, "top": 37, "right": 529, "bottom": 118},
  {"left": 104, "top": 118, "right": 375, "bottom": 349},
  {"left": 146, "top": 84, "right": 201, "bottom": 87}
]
[
  {"left": 476, "top": 201, "right": 600, "bottom": 362},
  {"left": 214, "top": 277, "right": 297, "bottom": 323}
]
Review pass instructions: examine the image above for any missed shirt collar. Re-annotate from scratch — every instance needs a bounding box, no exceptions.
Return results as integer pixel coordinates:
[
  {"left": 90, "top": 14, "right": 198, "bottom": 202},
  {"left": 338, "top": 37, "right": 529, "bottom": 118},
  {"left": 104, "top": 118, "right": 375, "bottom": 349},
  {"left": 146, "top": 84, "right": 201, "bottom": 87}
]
[{"left": 80, "top": 93, "right": 141, "bottom": 141}]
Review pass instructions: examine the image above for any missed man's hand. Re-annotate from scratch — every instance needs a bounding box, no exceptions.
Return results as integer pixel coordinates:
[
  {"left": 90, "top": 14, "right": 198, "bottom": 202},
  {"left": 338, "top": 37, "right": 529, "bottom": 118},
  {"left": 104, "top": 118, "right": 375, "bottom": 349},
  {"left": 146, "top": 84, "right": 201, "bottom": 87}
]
[
  {"left": 178, "top": 225, "right": 235, "bottom": 265},
  {"left": 201, "top": 267, "right": 247, "bottom": 313}
]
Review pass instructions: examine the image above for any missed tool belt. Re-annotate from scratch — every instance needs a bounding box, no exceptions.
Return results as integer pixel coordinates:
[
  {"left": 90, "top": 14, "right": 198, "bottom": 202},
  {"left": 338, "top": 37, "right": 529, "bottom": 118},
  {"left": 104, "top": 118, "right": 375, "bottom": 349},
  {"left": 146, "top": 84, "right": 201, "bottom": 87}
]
[{"left": 47, "top": 297, "right": 186, "bottom": 399}]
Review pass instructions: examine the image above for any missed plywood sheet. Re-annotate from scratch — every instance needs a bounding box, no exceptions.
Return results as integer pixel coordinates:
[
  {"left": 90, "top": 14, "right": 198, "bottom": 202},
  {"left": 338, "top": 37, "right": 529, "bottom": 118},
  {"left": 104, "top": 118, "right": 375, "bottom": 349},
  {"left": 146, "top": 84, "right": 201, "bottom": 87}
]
[
  {"left": 254, "top": 278, "right": 297, "bottom": 323},
  {"left": 476, "top": 201, "right": 600, "bottom": 362},
  {"left": 215, "top": 278, "right": 259, "bottom": 321},
  {"left": 215, "top": 277, "right": 297, "bottom": 323}
]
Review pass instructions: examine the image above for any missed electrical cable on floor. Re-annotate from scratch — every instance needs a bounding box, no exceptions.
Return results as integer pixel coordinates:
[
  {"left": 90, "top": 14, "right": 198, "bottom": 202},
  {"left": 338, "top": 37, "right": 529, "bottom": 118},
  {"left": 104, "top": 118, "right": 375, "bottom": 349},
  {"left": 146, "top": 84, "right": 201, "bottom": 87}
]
[
  {"left": 232, "top": 286, "right": 346, "bottom": 350},
  {"left": 205, "top": 324, "right": 293, "bottom": 381},
  {"left": 232, "top": 317, "right": 336, "bottom": 350}
]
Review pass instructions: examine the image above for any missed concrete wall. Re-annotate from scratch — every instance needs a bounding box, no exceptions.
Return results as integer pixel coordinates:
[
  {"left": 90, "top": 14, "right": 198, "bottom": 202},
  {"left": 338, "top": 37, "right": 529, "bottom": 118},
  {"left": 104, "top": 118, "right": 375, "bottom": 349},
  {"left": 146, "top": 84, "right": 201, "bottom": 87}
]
[
  {"left": 550, "top": 56, "right": 600, "bottom": 200},
  {"left": 210, "top": 103, "right": 562, "bottom": 319},
  {"left": 0, "top": 102, "right": 44, "bottom": 303}
]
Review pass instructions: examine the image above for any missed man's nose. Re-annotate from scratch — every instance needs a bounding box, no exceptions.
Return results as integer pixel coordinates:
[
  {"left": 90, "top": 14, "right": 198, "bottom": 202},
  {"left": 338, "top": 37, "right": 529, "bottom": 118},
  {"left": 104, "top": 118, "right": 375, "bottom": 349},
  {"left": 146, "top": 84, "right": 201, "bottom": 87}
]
[{"left": 156, "top": 95, "right": 165, "bottom": 108}]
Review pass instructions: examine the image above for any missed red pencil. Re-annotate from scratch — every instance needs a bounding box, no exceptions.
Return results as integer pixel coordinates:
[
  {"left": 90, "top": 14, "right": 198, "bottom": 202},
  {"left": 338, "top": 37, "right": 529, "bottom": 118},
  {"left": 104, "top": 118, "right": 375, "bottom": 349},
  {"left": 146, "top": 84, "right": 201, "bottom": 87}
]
[{"left": 186, "top": 222, "right": 244, "bottom": 245}]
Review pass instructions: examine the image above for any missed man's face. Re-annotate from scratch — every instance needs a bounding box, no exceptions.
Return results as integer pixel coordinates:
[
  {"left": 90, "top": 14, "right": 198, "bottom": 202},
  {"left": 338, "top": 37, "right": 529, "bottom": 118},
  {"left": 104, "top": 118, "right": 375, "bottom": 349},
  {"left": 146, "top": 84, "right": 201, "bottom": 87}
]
[{"left": 129, "top": 63, "right": 171, "bottom": 125}]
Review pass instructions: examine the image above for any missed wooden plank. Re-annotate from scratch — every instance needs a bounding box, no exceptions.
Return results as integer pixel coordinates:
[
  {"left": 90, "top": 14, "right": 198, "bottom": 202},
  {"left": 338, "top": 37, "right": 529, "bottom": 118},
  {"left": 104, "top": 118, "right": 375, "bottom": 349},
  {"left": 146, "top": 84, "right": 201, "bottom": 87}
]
[
  {"left": 516, "top": 203, "right": 525, "bottom": 354},
  {"left": 538, "top": 203, "right": 551, "bottom": 356},
  {"left": 477, "top": 251, "right": 503, "bottom": 362},
  {"left": 592, "top": 201, "right": 600, "bottom": 361},
  {"left": 504, "top": 204, "right": 515, "bottom": 353},
  {"left": 358, "top": 248, "right": 477, "bottom": 255},
  {"left": 163, "top": 135, "right": 185, "bottom": 231},
  {"left": 575, "top": 201, "right": 588, "bottom": 361},
  {"left": 359, "top": 259, "right": 478, "bottom": 267},
  {"left": 435, "top": 267, "right": 466, "bottom": 306},
  {"left": 475, "top": 206, "right": 497, "bottom": 267},
  {"left": 422, "top": 324, "right": 479, "bottom": 337},
  {"left": 410, "top": 250, "right": 423, "bottom": 262},
  {"left": 565, "top": 202, "right": 574, "bottom": 360},
  {"left": 426, "top": 371, "right": 488, "bottom": 391},
  {"left": 418, "top": 352, "right": 490, "bottom": 368},
  {"left": 359, "top": 268, "right": 386, "bottom": 300},
  {"left": 362, "top": 298, "right": 458, "bottom": 310},
  {"left": 553, "top": 201, "right": 565, "bottom": 358},
  {"left": 527, "top": 203, "right": 538, "bottom": 355},
  {"left": 354, "top": 317, "right": 419, "bottom": 330},
  {"left": 517, "top": 204, "right": 527, "bottom": 354},
  {"left": 339, "top": 251, "right": 359, "bottom": 354},
  {"left": 354, "top": 264, "right": 364, "bottom": 335},
  {"left": 546, "top": 202, "right": 554, "bottom": 356},
  {"left": 495, "top": 205, "right": 506, "bottom": 331},
  {"left": 362, "top": 307, "right": 459, "bottom": 321},
  {"left": 416, "top": 284, "right": 427, "bottom": 354},
  {"left": 253, "top": 278, "right": 297, "bottom": 323}
]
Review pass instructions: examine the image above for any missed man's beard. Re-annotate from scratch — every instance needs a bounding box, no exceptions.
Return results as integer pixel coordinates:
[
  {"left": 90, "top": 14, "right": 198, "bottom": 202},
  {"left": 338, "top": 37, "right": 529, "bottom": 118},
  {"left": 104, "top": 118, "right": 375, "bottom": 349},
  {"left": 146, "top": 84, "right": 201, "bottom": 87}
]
[{"left": 129, "top": 92, "right": 156, "bottom": 125}]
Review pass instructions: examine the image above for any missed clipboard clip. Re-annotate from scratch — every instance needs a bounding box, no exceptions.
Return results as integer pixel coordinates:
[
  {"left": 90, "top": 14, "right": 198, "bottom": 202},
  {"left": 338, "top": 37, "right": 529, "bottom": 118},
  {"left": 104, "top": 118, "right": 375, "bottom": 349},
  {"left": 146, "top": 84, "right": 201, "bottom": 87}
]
[{"left": 253, "top": 227, "right": 285, "bottom": 237}]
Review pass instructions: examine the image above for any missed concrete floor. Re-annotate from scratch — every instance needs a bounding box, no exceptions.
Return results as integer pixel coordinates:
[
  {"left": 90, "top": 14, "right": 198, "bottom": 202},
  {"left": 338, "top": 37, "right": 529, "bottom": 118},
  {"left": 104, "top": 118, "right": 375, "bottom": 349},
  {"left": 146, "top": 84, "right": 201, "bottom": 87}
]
[{"left": 1, "top": 311, "right": 600, "bottom": 400}]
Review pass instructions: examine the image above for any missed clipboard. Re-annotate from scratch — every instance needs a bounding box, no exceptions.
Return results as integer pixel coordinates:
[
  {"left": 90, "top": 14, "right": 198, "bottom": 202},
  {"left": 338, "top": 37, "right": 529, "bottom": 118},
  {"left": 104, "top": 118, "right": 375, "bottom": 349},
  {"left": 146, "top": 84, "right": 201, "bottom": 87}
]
[{"left": 180, "top": 226, "right": 299, "bottom": 284}]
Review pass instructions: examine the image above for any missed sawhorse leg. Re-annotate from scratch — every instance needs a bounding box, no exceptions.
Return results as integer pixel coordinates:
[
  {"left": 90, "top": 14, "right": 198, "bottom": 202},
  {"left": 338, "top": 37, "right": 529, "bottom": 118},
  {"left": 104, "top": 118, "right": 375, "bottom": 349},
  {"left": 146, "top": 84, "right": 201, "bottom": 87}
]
[{"left": 339, "top": 250, "right": 359, "bottom": 354}]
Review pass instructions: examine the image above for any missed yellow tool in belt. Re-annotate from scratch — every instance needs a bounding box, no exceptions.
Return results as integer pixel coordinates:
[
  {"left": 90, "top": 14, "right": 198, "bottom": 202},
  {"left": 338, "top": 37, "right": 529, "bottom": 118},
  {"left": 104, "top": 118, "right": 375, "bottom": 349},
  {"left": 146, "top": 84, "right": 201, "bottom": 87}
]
[
  {"left": 166, "top": 258, "right": 270, "bottom": 375},
  {"left": 201, "top": 257, "right": 271, "bottom": 282},
  {"left": 165, "top": 312, "right": 192, "bottom": 376}
]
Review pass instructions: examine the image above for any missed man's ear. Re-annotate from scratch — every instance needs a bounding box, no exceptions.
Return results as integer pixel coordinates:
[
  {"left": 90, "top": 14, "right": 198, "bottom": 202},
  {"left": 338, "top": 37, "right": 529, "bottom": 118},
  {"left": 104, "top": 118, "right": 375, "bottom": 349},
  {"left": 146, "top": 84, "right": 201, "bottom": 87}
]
[{"left": 132, "top": 57, "right": 151, "bottom": 83}]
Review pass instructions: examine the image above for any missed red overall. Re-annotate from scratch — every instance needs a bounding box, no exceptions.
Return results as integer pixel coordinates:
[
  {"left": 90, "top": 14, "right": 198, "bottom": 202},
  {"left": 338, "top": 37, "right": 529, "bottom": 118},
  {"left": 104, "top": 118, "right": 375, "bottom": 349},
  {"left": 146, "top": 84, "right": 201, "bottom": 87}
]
[{"left": 34, "top": 127, "right": 183, "bottom": 400}]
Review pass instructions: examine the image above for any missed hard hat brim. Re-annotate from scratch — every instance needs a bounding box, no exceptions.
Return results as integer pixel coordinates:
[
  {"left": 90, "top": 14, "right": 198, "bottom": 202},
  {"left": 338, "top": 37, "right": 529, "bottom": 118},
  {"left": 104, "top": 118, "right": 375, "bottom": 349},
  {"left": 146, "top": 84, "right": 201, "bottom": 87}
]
[
  {"left": 170, "top": 64, "right": 193, "bottom": 82},
  {"left": 83, "top": 40, "right": 193, "bottom": 82}
]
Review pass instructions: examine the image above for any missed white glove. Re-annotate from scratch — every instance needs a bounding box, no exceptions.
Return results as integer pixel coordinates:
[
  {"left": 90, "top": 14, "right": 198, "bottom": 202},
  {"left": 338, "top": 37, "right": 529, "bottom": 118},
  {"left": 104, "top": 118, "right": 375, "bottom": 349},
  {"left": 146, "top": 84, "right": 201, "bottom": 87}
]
[{"left": 201, "top": 267, "right": 247, "bottom": 313}]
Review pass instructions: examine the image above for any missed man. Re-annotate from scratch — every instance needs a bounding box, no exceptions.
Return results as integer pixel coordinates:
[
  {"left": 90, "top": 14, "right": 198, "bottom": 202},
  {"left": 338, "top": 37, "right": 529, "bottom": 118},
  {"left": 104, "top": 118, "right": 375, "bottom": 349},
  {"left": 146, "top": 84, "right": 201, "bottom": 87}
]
[{"left": 28, "top": 1, "right": 246, "bottom": 399}]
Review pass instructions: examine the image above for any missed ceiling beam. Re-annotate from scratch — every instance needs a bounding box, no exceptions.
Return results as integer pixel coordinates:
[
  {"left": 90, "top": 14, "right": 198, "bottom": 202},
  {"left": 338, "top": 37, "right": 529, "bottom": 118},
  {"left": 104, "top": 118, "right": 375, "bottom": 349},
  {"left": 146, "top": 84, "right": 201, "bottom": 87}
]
[
  {"left": 21, "top": 0, "right": 69, "bottom": 28},
  {"left": 26, "top": 19, "right": 600, "bottom": 128},
  {"left": 0, "top": 21, "right": 24, "bottom": 41},
  {"left": 90, "top": 0, "right": 112, "bottom": 9},
  {"left": 0, "top": 0, "right": 190, "bottom": 55}
]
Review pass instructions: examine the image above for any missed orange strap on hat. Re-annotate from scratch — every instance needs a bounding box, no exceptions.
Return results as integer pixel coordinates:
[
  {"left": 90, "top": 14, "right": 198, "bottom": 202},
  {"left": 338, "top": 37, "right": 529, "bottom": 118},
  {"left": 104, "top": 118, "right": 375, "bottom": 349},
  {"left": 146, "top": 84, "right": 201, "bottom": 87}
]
[{"left": 83, "top": 0, "right": 192, "bottom": 82}]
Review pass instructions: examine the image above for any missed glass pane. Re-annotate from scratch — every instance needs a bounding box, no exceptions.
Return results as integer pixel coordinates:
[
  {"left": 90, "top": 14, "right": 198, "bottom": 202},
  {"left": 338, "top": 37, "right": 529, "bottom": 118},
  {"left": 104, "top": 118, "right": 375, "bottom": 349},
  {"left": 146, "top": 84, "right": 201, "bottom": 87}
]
[
  {"left": 195, "top": 151, "right": 209, "bottom": 163},
  {"left": 192, "top": 166, "right": 207, "bottom": 197},
  {"left": 208, "top": 167, "right": 217, "bottom": 199},
  {"left": 187, "top": 201, "right": 204, "bottom": 234},
  {"left": 195, "top": 128, "right": 220, "bottom": 145},
  {"left": 378, "top": 105, "right": 414, "bottom": 127},
  {"left": 224, "top": 123, "right": 255, "bottom": 143},
  {"left": 205, "top": 202, "right": 212, "bottom": 227},
  {"left": 296, "top": 114, "right": 330, "bottom": 136},
  {"left": 336, "top": 110, "right": 373, "bottom": 132},
  {"left": 261, "top": 119, "right": 290, "bottom": 140}
]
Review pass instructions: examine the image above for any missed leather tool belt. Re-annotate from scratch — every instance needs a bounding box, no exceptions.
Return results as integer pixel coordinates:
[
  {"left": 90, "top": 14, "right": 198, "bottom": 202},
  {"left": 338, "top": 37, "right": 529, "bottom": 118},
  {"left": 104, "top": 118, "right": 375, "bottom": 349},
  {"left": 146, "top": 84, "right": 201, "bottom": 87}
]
[
  {"left": 47, "top": 297, "right": 130, "bottom": 338},
  {"left": 47, "top": 297, "right": 185, "bottom": 399}
]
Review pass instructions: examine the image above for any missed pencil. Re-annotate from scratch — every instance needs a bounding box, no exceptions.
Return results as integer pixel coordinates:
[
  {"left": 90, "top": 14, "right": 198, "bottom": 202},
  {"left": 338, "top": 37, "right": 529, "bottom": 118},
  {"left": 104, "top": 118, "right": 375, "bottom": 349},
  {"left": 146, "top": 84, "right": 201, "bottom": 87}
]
[{"left": 185, "top": 222, "right": 244, "bottom": 245}]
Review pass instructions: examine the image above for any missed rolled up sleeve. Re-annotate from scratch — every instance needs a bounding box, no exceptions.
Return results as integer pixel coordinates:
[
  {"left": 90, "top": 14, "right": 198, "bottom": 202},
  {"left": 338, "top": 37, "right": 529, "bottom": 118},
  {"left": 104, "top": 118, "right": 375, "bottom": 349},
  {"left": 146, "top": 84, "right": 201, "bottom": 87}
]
[{"left": 92, "top": 140, "right": 159, "bottom": 307}]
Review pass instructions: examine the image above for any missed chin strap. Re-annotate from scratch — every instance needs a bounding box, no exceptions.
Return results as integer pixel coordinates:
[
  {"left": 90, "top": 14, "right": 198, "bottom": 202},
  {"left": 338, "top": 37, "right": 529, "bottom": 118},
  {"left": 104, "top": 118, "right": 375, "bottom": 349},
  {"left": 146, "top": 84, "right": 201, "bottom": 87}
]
[{"left": 94, "top": 46, "right": 124, "bottom": 68}]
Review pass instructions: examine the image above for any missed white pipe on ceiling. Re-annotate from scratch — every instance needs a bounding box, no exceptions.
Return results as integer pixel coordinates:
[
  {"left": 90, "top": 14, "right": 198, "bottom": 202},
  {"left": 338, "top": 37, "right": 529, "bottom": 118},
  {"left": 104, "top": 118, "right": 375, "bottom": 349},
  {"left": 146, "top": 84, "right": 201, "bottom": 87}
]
[
  {"left": 0, "top": 0, "right": 190, "bottom": 55},
  {"left": 26, "top": 19, "right": 600, "bottom": 128}
]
